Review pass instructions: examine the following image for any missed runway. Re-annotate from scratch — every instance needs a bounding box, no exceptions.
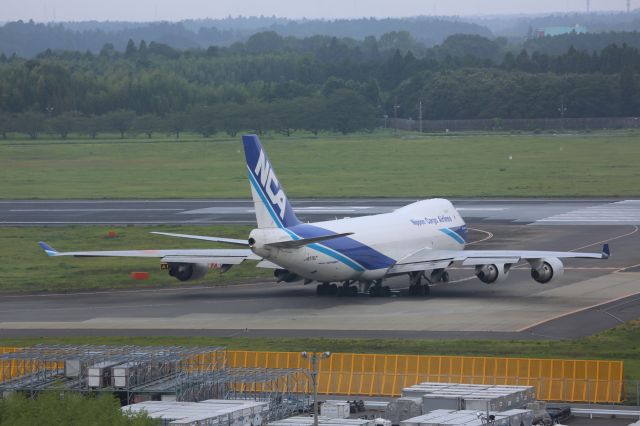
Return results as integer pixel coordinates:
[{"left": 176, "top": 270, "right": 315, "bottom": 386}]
[
  {"left": 2, "top": 198, "right": 640, "bottom": 225},
  {"left": 1, "top": 200, "right": 639, "bottom": 339}
]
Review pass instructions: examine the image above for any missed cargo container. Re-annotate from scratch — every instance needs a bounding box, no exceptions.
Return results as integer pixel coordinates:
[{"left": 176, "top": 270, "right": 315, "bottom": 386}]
[
  {"left": 400, "top": 409, "right": 533, "bottom": 426},
  {"left": 385, "top": 397, "right": 422, "bottom": 425},
  {"left": 320, "top": 401, "right": 350, "bottom": 419},
  {"left": 268, "top": 417, "right": 375, "bottom": 426},
  {"left": 123, "top": 399, "right": 269, "bottom": 426},
  {"left": 88, "top": 361, "right": 124, "bottom": 388}
]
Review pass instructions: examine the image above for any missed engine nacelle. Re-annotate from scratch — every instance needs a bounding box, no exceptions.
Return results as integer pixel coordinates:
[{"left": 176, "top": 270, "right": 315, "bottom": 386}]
[
  {"left": 168, "top": 263, "right": 209, "bottom": 282},
  {"left": 530, "top": 257, "right": 564, "bottom": 284},
  {"left": 475, "top": 263, "right": 510, "bottom": 284},
  {"left": 274, "top": 269, "right": 302, "bottom": 283}
]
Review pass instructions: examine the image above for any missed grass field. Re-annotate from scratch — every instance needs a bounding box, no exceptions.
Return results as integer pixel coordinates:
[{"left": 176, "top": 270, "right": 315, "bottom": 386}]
[
  {"left": 1, "top": 225, "right": 269, "bottom": 293},
  {"left": 1, "top": 130, "right": 640, "bottom": 198}
]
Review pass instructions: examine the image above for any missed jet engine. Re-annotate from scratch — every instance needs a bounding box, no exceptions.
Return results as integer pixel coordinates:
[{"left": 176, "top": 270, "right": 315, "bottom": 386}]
[
  {"left": 530, "top": 257, "right": 564, "bottom": 284},
  {"left": 274, "top": 269, "right": 302, "bottom": 283},
  {"left": 475, "top": 263, "right": 510, "bottom": 284},
  {"left": 167, "top": 263, "right": 209, "bottom": 282}
]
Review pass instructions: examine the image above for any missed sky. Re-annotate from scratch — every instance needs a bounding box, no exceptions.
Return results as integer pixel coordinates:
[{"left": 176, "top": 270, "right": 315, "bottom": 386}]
[{"left": 1, "top": 0, "right": 633, "bottom": 22}]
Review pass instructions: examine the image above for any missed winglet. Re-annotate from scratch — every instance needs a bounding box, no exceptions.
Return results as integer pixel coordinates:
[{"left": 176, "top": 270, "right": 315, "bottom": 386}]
[
  {"left": 38, "top": 241, "right": 58, "bottom": 256},
  {"left": 602, "top": 243, "right": 610, "bottom": 259}
]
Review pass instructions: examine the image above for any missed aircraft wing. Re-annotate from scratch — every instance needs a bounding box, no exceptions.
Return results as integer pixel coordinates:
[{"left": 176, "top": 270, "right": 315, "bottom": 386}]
[
  {"left": 150, "top": 232, "right": 248, "bottom": 246},
  {"left": 38, "top": 242, "right": 259, "bottom": 265},
  {"left": 387, "top": 244, "right": 609, "bottom": 274}
]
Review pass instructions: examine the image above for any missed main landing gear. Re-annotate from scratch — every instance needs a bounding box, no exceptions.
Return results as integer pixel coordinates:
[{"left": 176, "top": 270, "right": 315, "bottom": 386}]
[
  {"left": 407, "top": 270, "right": 450, "bottom": 297},
  {"left": 316, "top": 280, "right": 390, "bottom": 297},
  {"left": 316, "top": 281, "right": 358, "bottom": 297},
  {"left": 316, "top": 282, "right": 338, "bottom": 296},
  {"left": 368, "top": 280, "right": 392, "bottom": 298},
  {"left": 408, "top": 271, "right": 430, "bottom": 297}
]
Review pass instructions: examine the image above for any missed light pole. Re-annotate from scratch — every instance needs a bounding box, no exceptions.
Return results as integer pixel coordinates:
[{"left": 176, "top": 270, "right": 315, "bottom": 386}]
[
  {"left": 301, "top": 351, "right": 331, "bottom": 426},
  {"left": 558, "top": 95, "right": 567, "bottom": 131},
  {"left": 392, "top": 98, "right": 400, "bottom": 135}
]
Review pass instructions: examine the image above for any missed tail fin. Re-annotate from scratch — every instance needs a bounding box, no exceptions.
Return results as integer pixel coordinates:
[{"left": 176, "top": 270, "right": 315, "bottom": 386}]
[
  {"left": 38, "top": 241, "right": 58, "bottom": 256},
  {"left": 242, "top": 134, "right": 300, "bottom": 229}
]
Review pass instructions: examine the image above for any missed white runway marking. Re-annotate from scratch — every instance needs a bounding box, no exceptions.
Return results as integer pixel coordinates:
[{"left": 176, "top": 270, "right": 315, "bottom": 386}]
[
  {"left": 0, "top": 221, "right": 255, "bottom": 224},
  {"left": 456, "top": 207, "right": 506, "bottom": 211},
  {"left": 537, "top": 200, "right": 640, "bottom": 224},
  {"left": 11, "top": 209, "right": 184, "bottom": 212}
]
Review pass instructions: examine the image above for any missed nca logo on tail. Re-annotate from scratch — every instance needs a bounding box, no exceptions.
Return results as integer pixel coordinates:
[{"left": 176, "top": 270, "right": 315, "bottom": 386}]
[{"left": 254, "top": 149, "right": 287, "bottom": 219}]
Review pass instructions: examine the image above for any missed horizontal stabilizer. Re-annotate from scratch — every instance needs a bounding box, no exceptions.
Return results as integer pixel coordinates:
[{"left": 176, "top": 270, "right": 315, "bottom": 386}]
[
  {"left": 265, "top": 232, "right": 353, "bottom": 249},
  {"left": 151, "top": 232, "right": 247, "bottom": 246}
]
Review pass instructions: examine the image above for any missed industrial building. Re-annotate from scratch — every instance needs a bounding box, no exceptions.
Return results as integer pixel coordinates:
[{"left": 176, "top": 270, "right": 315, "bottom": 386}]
[{"left": 0, "top": 345, "right": 310, "bottom": 422}]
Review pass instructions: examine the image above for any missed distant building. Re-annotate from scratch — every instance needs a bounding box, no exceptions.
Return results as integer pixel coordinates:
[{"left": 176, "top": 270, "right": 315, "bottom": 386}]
[{"left": 535, "top": 24, "right": 588, "bottom": 38}]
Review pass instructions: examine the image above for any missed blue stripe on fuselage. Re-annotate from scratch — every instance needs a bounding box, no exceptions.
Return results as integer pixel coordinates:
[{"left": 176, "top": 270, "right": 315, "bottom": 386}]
[
  {"left": 440, "top": 227, "right": 466, "bottom": 245},
  {"left": 288, "top": 223, "right": 396, "bottom": 270}
]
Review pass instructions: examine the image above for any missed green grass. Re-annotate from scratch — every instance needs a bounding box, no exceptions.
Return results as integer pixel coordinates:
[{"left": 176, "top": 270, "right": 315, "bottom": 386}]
[
  {"left": 0, "top": 225, "right": 270, "bottom": 293},
  {"left": 1, "top": 320, "right": 639, "bottom": 381},
  {"left": 1, "top": 130, "right": 640, "bottom": 198}
]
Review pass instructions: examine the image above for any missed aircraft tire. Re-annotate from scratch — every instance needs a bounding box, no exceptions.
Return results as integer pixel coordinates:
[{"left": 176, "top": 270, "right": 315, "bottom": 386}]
[
  {"left": 329, "top": 283, "right": 338, "bottom": 296},
  {"left": 441, "top": 271, "right": 450, "bottom": 283},
  {"left": 382, "top": 286, "right": 392, "bottom": 297},
  {"left": 423, "top": 284, "right": 431, "bottom": 296},
  {"left": 408, "top": 285, "right": 424, "bottom": 297}
]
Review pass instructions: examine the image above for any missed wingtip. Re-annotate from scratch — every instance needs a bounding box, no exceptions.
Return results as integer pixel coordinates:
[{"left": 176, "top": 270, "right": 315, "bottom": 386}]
[
  {"left": 602, "top": 243, "right": 610, "bottom": 259},
  {"left": 38, "top": 241, "right": 58, "bottom": 256}
]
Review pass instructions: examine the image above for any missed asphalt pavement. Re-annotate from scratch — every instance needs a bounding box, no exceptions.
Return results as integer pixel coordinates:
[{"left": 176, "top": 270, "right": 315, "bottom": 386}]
[{"left": 1, "top": 202, "right": 639, "bottom": 340}]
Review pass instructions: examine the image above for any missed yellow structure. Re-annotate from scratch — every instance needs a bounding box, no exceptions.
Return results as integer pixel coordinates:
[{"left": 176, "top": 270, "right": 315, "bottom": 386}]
[
  {"left": 228, "top": 351, "right": 624, "bottom": 403},
  {"left": 0, "top": 347, "right": 625, "bottom": 403}
]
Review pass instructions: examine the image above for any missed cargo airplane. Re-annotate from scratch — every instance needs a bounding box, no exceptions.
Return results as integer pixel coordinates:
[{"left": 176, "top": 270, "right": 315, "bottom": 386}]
[{"left": 39, "top": 135, "right": 609, "bottom": 297}]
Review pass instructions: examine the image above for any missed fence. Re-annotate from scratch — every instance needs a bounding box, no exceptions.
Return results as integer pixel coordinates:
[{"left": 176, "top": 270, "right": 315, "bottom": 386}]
[
  {"left": 227, "top": 351, "right": 625, "bottom": 404},
  {"left": 0, "top": 347, "right": 629, "bottom": 404}
]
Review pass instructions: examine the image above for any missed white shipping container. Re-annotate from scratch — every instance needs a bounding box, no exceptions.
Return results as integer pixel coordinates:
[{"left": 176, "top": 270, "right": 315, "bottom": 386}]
[
  {"left": 268, "top": 417, "right": 374, "bottom": 426},
  {"left": 320, "top": 401, "right": 350, "bottom": 419},
  {"left": 124, "top": 399, "right": 269, "bottom": 426},
  {"left": 400, "top": 409, "right": 533, "bottom": 426},
  {"left": 64, "top": 359, "right": 81, "bottom": 378},
  {"left": 88, "top": 360, "right": 124, "bottom": 388}
]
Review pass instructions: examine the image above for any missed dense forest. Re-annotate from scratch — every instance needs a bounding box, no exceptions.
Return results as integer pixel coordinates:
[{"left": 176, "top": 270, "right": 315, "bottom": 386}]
[
  {"left": 0, "top": 17, "right": 491, "bottom": 58},
  {"left": 1, "top": 27, "right": 639, "bottom": 138}
]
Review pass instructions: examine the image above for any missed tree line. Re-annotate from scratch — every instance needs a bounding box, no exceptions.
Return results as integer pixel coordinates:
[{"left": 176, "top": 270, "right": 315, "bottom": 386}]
[
  {"left": 1, "top": 31, "right": 639, "bottom": 138},
  {"left": 0, "top": 91, "right": 377, "bottom": 139},
  {"left": 0, "top": 18, "right": 491, "bottom": 58}
]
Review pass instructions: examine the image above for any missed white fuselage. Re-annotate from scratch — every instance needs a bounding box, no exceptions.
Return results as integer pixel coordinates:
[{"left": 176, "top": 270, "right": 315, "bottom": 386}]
[{"left": 249, "top": 198, "right": 466, "bottom": 282}]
